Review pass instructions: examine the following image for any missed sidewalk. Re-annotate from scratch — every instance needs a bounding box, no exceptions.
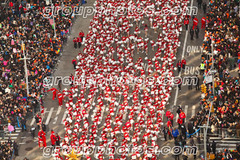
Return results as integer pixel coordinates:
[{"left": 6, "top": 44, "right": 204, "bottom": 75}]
[{"left": 15, "top": 1, "right": 95, "bottom": 159}]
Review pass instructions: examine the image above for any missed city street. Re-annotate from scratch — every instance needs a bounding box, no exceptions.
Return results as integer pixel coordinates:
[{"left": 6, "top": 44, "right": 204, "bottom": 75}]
[
  {"left": 15, "top": 0, "right": 205, "bottom": 159},
  {"left": 1, "top": 0, "right": 238, "bottom": 160},
  {"left": 11, "top": 0, "right": 205, "bottom": 159}
]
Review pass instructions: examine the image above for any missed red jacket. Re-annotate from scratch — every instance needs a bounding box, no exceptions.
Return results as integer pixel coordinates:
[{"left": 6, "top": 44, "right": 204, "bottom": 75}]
[
  {"left": 72, "top": 59, "right": 77, "bottom": 65},
  {"left": 201, "top": 17, "right": 206, "bottom": 24},
  {"left": 79, "top": 32, "right": 84, "bottom": 37},
  {"left": 38, "top": 130, "right": 46, "bottom": 147},
  {"left": 176, "top": 62, "right": 182, "bottom": 67},
  {"left": 193, "top": 18, "right": 199, "bottom": 26},
  {"left": 181, "top": 59, "right": 186, "bottom": 65},
  {"left": 50, "top": 131, "right": 56, "bottom": 145},
  {"left": 167, "top": 120, "right": 172, "bottom": 128},
  {"left": 9, "top": 2, "right": 13, "bottom": 7},
  {"left": 77, "top": 37, "right": 82, "bottom": 43},
  {"left": 57, "top": 92, "right": 63, "bottom": 99},
  {"left": 169, "top": 113, "right": 174, "bottom": 120},
  {"left": 184, "top": 19, "right": 189, "bottom": 25},
  {"left": 177, "top": 118, "right": 183, "bottom": 125}
]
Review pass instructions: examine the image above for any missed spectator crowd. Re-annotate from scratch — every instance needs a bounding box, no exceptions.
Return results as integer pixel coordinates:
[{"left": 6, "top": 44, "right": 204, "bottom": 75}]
[
  {"left": 0, "top": 141, "right": 13, "bottom": 160},
  {"left": 146, "top": 0, "right": 240, "bottom": 159},
  {"left": 189, "top": 0, "right": 240, "bottom": 159},
  {"left": 201, "top": 0, "right": 240, "bottom": 142},
  {"left": 0, "top": 0, "right": 80, "bottom": 158},
  {"left": 0, "top": 139, "right": 18, "bottom": 160}
]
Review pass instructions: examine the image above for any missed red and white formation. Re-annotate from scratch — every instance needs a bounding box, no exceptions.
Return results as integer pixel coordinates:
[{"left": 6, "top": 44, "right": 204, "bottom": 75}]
[{"left": 54, "top": 0, "right": 189, "bottom": 159}]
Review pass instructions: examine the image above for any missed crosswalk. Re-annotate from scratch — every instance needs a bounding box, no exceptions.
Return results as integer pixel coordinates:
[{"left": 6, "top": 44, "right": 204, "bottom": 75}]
[
  {"left": 61, "top": 111, "right": 68, "bottom": 124},
  {"left": 0, "top": 127, "right": 21, "bottom": 143},
  {"left": 45, "top": 107, "right": 54, "bottom": 125},
  {"left": 1, "top": 105, "right": 198, "bottom": 143},
  {"left": 164, "top": 105, "right": 197, "bottom": 123},
  {"left": 53, "top": 106, "right": 62, "bottom": 124},
  {"left": 1, "top": 106, "right": 64, "bottom": 142},
  {"left": 30, "top": 107, "right": 67, "bottom": 126},
  {"left": 29, "top": 104, "right": 198, "bottom": 127}
]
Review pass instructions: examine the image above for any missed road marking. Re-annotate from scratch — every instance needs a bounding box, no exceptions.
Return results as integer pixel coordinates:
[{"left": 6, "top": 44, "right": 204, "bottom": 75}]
[
  {"left": 185, "top": 105, "right": 188, "bottom": 120},
  {"left": 53, "top": 117, "right": 58, "bottom": 125},
  {"left": 19, "top": 142, "right": 26, "bottom": 145},
  {"left": 144, "top": 63, "right": 148, "bottom": 71},
  {"left": 115, "top": 94, "right": 122, "bottom": 116},
  {"left": 161, "top": 111, "right": 165, "bottom": 122},
  {"left": 45, "top": 108, "right": 54, "bottom": 125},
  {"left": 176, "top": 114, "right": 179, "bottom": 122},
  {"left": 30, "top": 117, "right": 35, "bottom": 126},
  {"left": 61, "top": 111, "right": 68, "bottom": 124},
  {"left": 101, "top": 105, "right": 105, "bottom": 117},
  {"left": 123, "top": 110, "right": 127, "bottom": 120},
  {"left": 3, "top": 137, "right": 18, "bottom": 140},
  {"left": 192, "top": 105, "right": 196, "bottom": 118},
  {"left": 173, "top": 30, "right": 189, "bottom": 106},
  {"left": 91, "top": 96, "right": 96, "bottom": 106},
  {"left": 118, "top": 94, "right": 122, "bottom": 103},
  {"left": 173, "top": 0, "right": 193, "bottom": 107},
  {"left": 6, "top": 133, "right": 19, "bottom": 136},
  {"left": 146, "top": 64, "right": 149, "bottom": 71},
  {"left": 56, "top": 106, "right": 61, "bottom": 115}
]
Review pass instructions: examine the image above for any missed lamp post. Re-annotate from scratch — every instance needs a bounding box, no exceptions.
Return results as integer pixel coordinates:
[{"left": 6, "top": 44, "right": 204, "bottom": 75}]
[
  {"left": 203, "top": 35, "right": 215, "bottom": 160},
  {"left": 50, "top": 0, "right": 56, "bottom": 38},
  {"left": 199, "top": 125, "right": 211, "bottom": 160},
  {"left": 19, "top": 42, "right": 30, "bottom": 97}
]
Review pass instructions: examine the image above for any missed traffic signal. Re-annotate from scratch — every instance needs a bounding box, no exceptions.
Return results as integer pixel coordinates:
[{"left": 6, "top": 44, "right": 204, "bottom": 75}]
[
  {"left": 21, "top": 43, "right": 25, "bottom": 51},
  {"left": 203, "top": 85, "right": 206, "bottom": 93},
  {"left": 201, "top": 84, "right": 207, "bottom": 93},
  {"left": 211, "top": 105, "right": 214, "bottom": 113}
]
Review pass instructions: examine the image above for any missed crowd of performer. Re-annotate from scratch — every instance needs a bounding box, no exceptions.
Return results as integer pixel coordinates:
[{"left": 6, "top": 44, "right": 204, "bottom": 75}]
[
  {"left": 46, "top": 0, "right": 193, "bottom": 159},
  {"left": 0, "top": 0, "right": 239, "bottom": 159}
]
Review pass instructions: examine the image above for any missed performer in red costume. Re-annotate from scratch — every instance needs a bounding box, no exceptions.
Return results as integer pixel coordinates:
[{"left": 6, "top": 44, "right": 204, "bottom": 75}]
[
  {"left": 40, "top": 105, "right": 44, "bottom": 115},
  {"left": 47, "top": 88, "right": 58, "bottom": 100},
  {"left": 57, "top": 92, "right": 63, "bottom": 106},
  {"left": 201, "top": 16, "right": 206, "bottom": 29},
  {"left": 38, "top": 129, "right": 46, "bottom": 149},
  {"left": 50, "top": 130, "right": 56, "bottom": 146},
  {"left": 193, "top": 17, "right": 199, "bottom": 29}
]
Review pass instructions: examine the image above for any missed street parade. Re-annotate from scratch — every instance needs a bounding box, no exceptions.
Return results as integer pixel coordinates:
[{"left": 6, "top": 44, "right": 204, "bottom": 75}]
[{"left": 0, "top": 0, "right": 240, "bottom": 160}]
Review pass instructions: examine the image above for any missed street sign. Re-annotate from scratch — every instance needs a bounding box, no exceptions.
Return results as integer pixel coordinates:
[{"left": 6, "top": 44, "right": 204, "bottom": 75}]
[
  {"left": 46, "top": 0, "right": 50, "bottom": 5},
  {"left": 204, "top": 75, "right": 212, "bottom": 84},
  {"left": 209, "top": 70, "right": 217, "bottom": 74}
]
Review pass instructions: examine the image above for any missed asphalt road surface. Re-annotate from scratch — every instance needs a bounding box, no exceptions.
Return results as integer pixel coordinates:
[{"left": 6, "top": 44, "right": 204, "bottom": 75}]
[{"left": 15, "top": 0, "right": 209, "bottom": 159}]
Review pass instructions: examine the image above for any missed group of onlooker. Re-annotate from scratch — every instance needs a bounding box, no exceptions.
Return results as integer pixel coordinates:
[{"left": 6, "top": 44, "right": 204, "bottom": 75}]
[
  {"left": 197, "top": 0, "right": 240, "bottom": 159},
  {"left": 0, "top": 0, "right": 79, "bottom": 132},
  {"left": 0, "top": 0, "right": 81, "bottom": 158},
  {"left": 0, "top": 139, "right": 18, "bottom": 160}
]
